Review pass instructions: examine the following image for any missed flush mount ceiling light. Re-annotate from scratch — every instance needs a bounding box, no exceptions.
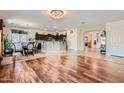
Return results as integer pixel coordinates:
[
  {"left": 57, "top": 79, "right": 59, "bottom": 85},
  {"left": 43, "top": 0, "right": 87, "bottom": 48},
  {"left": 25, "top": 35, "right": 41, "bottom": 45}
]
[
  {"left": 81, "top": 22, "right": 86, "bottom": 24},
  {"left": 49, "top": 10, "right": 66, "bottom": 19}
]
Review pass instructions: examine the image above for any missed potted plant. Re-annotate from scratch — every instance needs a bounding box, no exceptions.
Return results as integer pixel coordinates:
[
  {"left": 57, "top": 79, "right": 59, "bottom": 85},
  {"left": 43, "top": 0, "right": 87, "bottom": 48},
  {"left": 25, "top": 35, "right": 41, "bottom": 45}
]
[{"left": 4, "top": 35, "right": 13, "bottom": 56}]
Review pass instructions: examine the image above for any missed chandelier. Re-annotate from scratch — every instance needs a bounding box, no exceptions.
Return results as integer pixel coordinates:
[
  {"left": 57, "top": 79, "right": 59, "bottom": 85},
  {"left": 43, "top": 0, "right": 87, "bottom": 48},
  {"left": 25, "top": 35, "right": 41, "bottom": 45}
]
[{"left": 49, "top": 10, "right": 65, "bottom": 19}]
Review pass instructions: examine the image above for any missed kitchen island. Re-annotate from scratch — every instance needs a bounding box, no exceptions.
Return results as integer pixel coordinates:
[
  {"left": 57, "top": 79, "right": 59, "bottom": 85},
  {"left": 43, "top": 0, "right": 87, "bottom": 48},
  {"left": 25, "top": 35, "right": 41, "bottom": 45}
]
[{"left": 40, "top": 41, "right": 66, "bottom": 53}]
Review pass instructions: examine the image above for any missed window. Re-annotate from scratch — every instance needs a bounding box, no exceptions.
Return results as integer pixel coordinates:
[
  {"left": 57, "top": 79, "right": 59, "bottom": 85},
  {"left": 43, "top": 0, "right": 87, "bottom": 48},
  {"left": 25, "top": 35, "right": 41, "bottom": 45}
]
[
  {"left": 12, "top": 33, "right": 20, "bottom": 43},
  {"left": 11, "top": 29, "right": 27, "bottom": 43}
]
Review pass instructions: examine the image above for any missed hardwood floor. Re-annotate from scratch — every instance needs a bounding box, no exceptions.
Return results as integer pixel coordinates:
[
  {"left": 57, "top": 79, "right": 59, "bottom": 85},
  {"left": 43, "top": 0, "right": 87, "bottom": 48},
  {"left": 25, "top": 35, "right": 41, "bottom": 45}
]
[{"left": 0, "top": 55, "right": 124, "bottom": 83}]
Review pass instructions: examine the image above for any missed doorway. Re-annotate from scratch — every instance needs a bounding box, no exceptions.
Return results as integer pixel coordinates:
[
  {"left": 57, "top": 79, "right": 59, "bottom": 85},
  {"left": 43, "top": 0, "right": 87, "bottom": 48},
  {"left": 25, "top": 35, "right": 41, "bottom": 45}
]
[{"left": 83, "top": 31, "right": 106, "bottom": 54}]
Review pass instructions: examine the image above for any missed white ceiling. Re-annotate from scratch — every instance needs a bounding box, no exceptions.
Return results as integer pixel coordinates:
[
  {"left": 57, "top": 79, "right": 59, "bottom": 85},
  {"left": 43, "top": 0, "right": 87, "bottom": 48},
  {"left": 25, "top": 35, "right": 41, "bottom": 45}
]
[{"left": 0, "top": 10, "right": 124, "bottom": 31}]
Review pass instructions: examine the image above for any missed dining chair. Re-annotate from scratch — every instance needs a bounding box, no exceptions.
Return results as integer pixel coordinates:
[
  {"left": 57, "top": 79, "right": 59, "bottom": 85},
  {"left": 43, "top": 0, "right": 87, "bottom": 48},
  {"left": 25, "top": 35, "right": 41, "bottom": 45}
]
[{"left": 25, "top": 43, "right": 34, "bottom": 56}]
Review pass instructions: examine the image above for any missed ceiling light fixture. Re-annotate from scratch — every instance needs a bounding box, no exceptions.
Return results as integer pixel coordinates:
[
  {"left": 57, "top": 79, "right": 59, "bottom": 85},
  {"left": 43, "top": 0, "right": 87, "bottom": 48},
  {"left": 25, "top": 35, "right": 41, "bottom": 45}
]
[
  {"left": 81, "top": 22, "right": 86, "bottom": 24},
  {"left": 49, "top": 10, "right": 66, "bottom": 19}
]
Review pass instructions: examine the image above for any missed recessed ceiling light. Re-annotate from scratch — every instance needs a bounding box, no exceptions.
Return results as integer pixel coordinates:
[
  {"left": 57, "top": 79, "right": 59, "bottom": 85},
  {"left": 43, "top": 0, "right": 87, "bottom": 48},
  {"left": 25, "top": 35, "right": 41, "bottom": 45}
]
[
  {"left": 10, "top": 22, "right": 13, "bottom": 24},
  {"left": 81, "top": 22, "right": 86, "bottom": 24}
]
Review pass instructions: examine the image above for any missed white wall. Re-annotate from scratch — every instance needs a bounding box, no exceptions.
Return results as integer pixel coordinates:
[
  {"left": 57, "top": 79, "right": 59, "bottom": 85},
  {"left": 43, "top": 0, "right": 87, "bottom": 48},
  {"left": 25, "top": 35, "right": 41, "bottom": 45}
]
[
  {"left": 106, "top": 20, "right": 124, "bottom": 57},
  {"left": 67, "top": 28, "right": 84, "bottom": 51},
  {"left": 77, "top": 29, "right": 84, "bottom": 50},
  {"left": 67, "top": 29, "right": 78, "bottom": 50}
]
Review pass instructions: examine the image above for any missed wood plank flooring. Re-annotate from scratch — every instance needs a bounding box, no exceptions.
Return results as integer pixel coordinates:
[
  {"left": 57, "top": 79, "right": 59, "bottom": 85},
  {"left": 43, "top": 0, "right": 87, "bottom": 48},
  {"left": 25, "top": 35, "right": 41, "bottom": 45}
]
[{"left": 0, "top": 55, "right": 124, "bottom": 83}]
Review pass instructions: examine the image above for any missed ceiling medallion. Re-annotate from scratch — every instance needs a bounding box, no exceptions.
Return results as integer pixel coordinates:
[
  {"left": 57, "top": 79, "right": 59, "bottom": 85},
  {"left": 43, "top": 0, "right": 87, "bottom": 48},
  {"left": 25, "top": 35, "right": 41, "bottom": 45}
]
[{"left": 49, "top": 10, "right": 65, "bottom": 19}]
